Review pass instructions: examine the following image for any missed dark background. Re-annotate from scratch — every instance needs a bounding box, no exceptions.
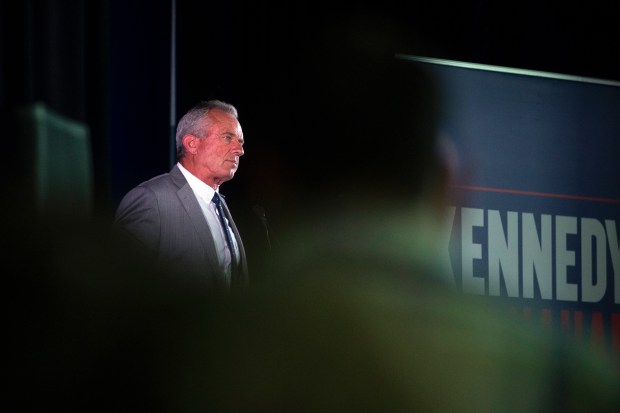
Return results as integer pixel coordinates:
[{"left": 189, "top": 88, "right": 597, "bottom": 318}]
[{"left": 2, "top": 0, "right": 619, "bottom": 255}]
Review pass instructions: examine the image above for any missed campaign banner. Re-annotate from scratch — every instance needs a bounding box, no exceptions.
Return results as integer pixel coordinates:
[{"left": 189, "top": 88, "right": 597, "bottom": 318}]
[{"left": 398, "top": 55, "right": 620, "bottom": 365}]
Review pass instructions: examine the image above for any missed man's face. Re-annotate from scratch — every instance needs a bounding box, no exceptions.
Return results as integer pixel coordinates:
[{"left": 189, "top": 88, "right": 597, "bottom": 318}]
[{"left": 194, "top": 109, "right": 245, "bottom": 186}]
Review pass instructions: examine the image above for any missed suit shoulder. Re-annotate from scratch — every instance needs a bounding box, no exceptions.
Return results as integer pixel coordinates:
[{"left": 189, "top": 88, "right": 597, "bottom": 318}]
[
  {"left": 116, "top": 172, "right": 178, "bottom": 210},
  {"left": 139, "top": 171, "right": 173, "bottom": 187},
  {"left": 136, "top": 171, "right": 183, "bottom": 194}
]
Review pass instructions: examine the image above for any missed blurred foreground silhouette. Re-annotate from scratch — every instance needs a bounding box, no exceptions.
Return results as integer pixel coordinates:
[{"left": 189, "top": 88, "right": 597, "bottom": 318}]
[{"left": 6, "top": 12, "right": 620, "bottom": 413}]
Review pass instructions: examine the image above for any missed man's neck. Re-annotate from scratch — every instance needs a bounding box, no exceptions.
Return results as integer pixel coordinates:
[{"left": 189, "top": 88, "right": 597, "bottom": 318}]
[{"left": 178, "top": 159, "right": 221, "bottom": 190}]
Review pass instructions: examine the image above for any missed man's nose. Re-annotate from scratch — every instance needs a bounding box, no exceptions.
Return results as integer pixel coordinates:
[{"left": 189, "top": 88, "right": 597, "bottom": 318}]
[{"left": 235, "top": 141, "right": 245, "bottom": 156}]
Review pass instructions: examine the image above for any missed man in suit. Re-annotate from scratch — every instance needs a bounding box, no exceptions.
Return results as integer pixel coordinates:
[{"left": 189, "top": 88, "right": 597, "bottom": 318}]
[{"left": 115, "top": 100, "right": 248, "bottom": 291}]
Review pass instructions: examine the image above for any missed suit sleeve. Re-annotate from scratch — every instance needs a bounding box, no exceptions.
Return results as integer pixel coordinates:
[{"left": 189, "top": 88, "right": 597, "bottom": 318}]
[{"left": 114, "top": 186, "right": 161, "bottom": 254}]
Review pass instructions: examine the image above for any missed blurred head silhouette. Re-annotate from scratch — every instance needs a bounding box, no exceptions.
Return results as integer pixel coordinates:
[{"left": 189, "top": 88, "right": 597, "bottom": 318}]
[{"left": 281, "top": 11, "right": 449, "bottom": 222}]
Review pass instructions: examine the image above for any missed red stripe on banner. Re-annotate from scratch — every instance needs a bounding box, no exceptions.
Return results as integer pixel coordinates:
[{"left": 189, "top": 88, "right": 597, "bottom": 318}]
[{"left": 452, "top": 185, "right": 620, "bottom": 204}]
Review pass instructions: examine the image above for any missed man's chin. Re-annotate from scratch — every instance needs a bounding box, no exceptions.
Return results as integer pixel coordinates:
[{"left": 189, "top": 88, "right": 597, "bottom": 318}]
[{"left": 220, "top": 170, "right": 236, "bottom": 182}]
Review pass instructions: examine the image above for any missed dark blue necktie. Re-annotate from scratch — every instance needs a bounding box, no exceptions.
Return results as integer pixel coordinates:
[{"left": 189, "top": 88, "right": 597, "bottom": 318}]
[{"left": 212, "top": 192, "right": 238, "bottom": 273}]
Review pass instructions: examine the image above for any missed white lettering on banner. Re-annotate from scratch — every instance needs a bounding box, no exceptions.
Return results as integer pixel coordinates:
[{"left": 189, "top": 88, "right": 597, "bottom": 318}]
[
  {"left": 556, "top": 215, "right": 578, "bottom": 302},
  {"left": 461, "top": 207, "right": 484, "bottom": 295},
  {"left": 607, "top": 220, "right": 620, "bottom": 304},
  {"left": 447, "top": 207, "right": 619, "bottom": 304},
  {"left": 581, "top": 218, "right": 607, "bottom": 303},
  {"left": 522, "top": 213, "right": 552, "bottom": 300},
  {"left": 488, "top": 210, "right": 519, "bottom": 298}
]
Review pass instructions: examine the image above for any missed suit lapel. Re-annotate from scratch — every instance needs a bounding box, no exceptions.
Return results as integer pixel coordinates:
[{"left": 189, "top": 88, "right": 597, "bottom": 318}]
[{"left": 170, "top": 166, "right": 220, "bottom": 272}]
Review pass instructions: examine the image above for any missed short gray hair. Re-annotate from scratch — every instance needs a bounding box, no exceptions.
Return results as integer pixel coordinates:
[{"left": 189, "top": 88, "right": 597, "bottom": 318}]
[{"left": 175, "top": 100, "right": 239, "bottom": 160}]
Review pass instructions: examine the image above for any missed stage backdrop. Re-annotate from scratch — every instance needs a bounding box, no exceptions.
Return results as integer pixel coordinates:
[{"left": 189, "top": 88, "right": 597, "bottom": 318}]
[{"left": 398, "top": 55, "right": 620, "bottom": 366}]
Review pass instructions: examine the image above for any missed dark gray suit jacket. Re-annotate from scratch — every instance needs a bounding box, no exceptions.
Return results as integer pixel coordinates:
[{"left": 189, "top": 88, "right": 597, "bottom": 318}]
[{"left": 114, "top": 165, "right": 248, "bottom": 290}]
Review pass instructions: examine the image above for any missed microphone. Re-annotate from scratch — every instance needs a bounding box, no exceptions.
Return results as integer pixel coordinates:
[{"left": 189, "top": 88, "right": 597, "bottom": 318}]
[{"left": 253, "top": 204, "right": 277, "bottom": 251}]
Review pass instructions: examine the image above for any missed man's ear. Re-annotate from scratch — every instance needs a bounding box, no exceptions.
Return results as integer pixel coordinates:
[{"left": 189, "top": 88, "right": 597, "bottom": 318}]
[{"left": 182, "top": 134, "right": 197, "bottom": 155}]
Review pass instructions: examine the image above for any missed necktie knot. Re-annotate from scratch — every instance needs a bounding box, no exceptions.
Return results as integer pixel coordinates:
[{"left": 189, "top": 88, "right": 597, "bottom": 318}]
[{"left": 212, "top": 192, "right": 222, "bottom": 206}]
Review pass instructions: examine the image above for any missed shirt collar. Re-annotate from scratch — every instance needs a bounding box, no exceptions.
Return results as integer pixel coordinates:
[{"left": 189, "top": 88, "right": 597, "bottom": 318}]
[{"left": 177, "top": 162, "right": 217, "bottom": 203}]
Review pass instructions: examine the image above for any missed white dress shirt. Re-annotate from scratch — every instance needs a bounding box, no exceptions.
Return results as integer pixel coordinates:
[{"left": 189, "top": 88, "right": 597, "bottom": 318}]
[{"left": 177, "top": 162, "right": 239, "bottom": 277}]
